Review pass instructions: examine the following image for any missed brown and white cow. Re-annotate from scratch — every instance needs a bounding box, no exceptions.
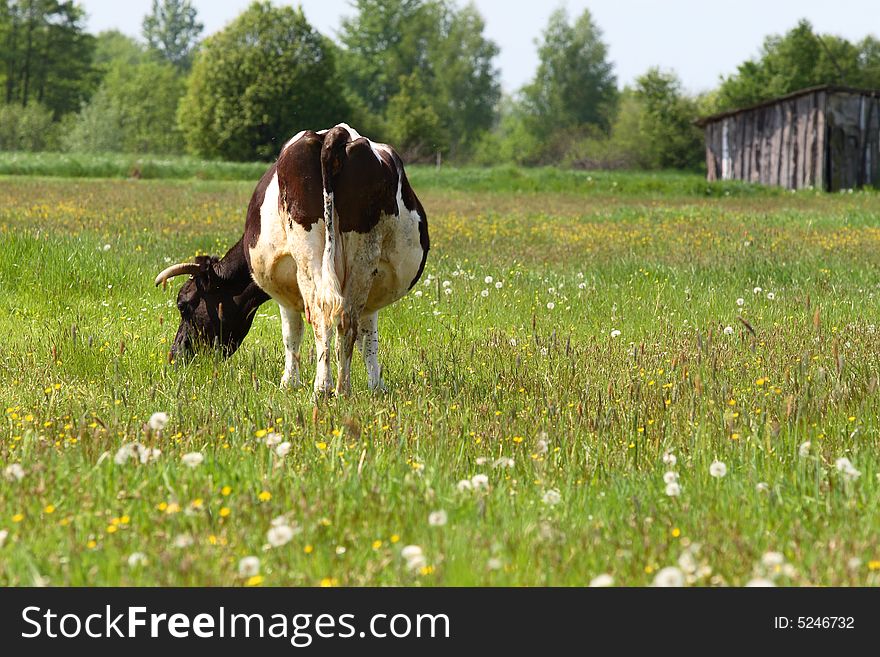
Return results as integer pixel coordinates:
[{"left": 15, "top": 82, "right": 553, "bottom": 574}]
[{"left": 154, "top": 124, "right": 429, "bottom": 395}]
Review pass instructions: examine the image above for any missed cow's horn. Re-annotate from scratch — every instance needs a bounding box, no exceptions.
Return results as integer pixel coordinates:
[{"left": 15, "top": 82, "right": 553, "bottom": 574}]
[{"left": 154, "top": 262, "right": 202, "bottom": 287}]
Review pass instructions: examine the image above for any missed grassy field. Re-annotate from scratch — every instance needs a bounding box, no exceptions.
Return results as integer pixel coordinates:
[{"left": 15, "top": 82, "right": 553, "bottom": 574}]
[{"left": 2, "top": 168, "right": 880, "bottom": 586}]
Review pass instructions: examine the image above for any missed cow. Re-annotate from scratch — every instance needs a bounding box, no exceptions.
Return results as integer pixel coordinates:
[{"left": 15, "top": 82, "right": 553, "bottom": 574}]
[{"left": 154, "top": 124, "right": 429, "bottom": 396}]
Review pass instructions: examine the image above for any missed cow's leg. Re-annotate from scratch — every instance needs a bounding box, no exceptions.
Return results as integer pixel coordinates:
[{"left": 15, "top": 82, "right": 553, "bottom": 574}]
[
  {"left": 312, "top": 314, "right": 335, "bottom": 397},
  {"left": 357, "top": 310, "right": 384, "bottom": 391},
  {"left": 334, "top": 310, "right": 359, "bottom": 397},
  {"left": 278, "top": 303, "right": 303, "bottom": 388}
]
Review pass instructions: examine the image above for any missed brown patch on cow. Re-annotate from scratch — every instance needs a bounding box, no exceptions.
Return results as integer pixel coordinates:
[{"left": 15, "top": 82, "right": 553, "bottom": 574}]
[
  {"left": 332, "top": 138, "right": 399, "bottom": 234},
  {"left": 277, "top": 131, "right": 324, "bottom": 231}
]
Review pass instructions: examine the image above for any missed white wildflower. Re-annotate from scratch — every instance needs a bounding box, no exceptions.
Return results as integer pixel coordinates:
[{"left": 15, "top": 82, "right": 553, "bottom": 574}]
[
  {"left": 139, "top": 445, "right": 161, "bottom": 464},
  {"left": 181, "top": 452, "right": 204, "bottom": 468},
  {"left": 755, "top": 482, "right": 770, "bottom": 493},
  {"left": 653, "top": 566, "right": 685, "bottom": 587},
  {"left": 542, "top": 489, "right": 561, "bottom": 506},
  {"left": 0, "top": 529, "right": 7, "bottom": 548},
  {"left": 495, "top": 281, "right": 502, "bottom": 289},
  {"left": 471, "top": 474, "right": 489, "bottom": 489},
  {"left": 238, "top": 556, "right": 260, "bottom": 577},
  {"left": 267, "top": 524, "right": 295, "bottom": 547},
  {"left": 663, "top": 471, "right": 678, "bottom": 484},
  {"left": 4, "top": 463, "right": 25, "bottom": 481},
  {"left": 484, "top": 275, "right": 493, "bottom": 284},
  {"left": 114, "top": 444, "right": 137, "bottom": 465},
  {"left": 546, "top": 302, "right": 555, "bottom": 310},
  {"left": 456, "top": 479, "right": 473, "bottom": 492},
  {"left": 265, "top": 432, "right": 282, "bottom": 447},
  {"left": 723, "top": 326, "right": 734, "bottom": 335},
  {"left": 481, "top": 289, "right": 489, "bottom": 298},
  {"left": 589, "top": 574, "right": 614, "bottom": 587},
  {"left": 492, "top": 457, "right": 514, "bottom": 469},
  {"left": 487, "top": 557, "right": 503, "bottom": 571},
  {"left": 761, "top": 551, "right": 785, "bottom": 568},
  {"left": 610, "top": 329, "right": 621, "bottom": 338},
  {"left": 798, "top": 441, "right": 811, "bottom": 457},
  {"left": 746, "top": 578, "right": 775, "bottom": 587},
  {"left": 428, "top": 510, "right": 448, "bottom": 527},
  {"left": 736, "top": 298, "right": 744, "bottom": 307},
  {"left": 753, "top": 286, "right": 762, "bottom": 294},
  {"left": 442, "top": 280, "right": 451, "bottom": 288},
  {"left": 835, "top": 457, "right": 861, "bottom": 481},
  {"left": 148, "top": 412, "right": 169, "bottom": 431},
  {"left": 665, "top": 482, "right": 681, "bottom": 497},
  {"left": 275, "top": 442, "right": 291, "bottom": 458},
  {"left": 173, "top": 534, "right": 193, "bottom": 548},
  {"left": 662, "top": 452, "right": 676, "bottom": 466},
  {"left": 127, "top": 552, "right": 148, "bottom": 567},
  {"left": 766, "top": 292, "right": 776, "bottom": 300},
  {"left": 709, "top": 461, "right": 727, "bottom": 478}
]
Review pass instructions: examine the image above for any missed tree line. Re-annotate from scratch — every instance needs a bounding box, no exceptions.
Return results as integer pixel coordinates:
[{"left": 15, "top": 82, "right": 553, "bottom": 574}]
[{"left": 1, "top": 1, "right": 879, "bottom": 168}]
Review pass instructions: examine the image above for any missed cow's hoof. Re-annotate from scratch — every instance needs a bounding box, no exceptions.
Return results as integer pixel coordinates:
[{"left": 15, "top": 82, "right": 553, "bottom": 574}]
[{"left": 280, "top": 374, "right": 301, "bottom": 389}]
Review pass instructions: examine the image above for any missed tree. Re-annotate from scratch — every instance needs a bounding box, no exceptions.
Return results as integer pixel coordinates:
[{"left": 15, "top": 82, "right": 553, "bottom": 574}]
[
  {"left": 178, "top": 1, "right": 349, "bottom": 161},
  {"left": 716, "top": 20, "right": 880, "bottom": 111},
  {"left": 142, "top": 0, "right": 203, "bottom": 71},
  {"left": 64, "top": 59, "right": 184, "bottom": 154},
  {"left": 339, "top": 0, "right": 499, "bottom": 156},
  {"left": 93, "top": 29, "right": 145, "bottom": 70},
  {"left": 521, "top": 7, "right": 617, "bottom": 136},
  {"left": 1, "top": 1, "right": 96, "bottom": 117},
  {"left": 385, "top": 73, "right": 447, "bottom": 159},
  {"left": 634, "top": 68, "right": 703, "bottom": 170}
]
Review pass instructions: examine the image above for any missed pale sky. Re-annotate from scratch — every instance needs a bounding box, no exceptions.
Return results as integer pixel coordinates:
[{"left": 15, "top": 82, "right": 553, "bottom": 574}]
[{"left": 79, "top": 0, "right": 879, "bottom": 94}]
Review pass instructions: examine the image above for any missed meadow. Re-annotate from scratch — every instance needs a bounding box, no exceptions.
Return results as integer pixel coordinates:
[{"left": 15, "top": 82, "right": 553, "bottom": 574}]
[{"left": 2, "top": 165, "right": 880, "bottom": 586}]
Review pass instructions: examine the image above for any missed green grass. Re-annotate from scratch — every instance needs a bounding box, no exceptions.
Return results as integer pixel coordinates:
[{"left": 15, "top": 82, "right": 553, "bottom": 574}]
[
  {"left": 0, "top": 150, "right": 798, "bottom": 198},
  {"left": 2, "top": 170, "right": 880, "bottom": 586}
]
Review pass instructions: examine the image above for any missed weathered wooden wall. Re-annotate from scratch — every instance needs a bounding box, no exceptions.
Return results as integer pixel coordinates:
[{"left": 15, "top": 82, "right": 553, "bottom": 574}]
[
  {"left": 705, "top": 90, "right": 826, "bottom": 189},
  {"left": 704, "top": 89, "right": 880, "bottom": 191}
]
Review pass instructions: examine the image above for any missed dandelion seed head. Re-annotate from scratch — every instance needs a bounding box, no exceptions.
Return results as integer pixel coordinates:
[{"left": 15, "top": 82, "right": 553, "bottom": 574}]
[
  {"left": 709, "top": 461, "right": 727, "bottom": 478},
  {"left": 238, "top": 556, "right": 260, "bottom": 577},
  {"left": 653, "top": 566, "right": 685, "bottom": 587},
  {"left": 148, "top": 412, "right": 169, "bottom": 431},
  {"left": 181, "top": 452, "right": 204, "bottom": 468},
  {"left": 589, "top": 573, "right": 614, "bottom": 587}
]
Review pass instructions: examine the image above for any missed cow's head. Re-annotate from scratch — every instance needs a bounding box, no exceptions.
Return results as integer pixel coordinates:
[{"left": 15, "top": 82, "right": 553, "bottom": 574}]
[{"left": 155, "top": 255, "right": 256, "bottom": 362}]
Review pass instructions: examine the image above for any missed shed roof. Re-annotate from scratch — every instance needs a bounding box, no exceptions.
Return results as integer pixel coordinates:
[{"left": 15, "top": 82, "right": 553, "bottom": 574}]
[{"left": 695, "top": 84, "right": 880, "bottom": 127}]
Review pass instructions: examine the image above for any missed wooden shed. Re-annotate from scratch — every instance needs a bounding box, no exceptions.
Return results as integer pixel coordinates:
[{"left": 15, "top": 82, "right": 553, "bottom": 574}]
[{"left": 697, "top": 85, "right": 880, "bottom": 191}]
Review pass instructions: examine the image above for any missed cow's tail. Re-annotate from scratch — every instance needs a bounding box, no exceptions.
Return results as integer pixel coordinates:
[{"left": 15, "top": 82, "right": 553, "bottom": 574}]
[{"left": 319, "top": 126, "right": 349, "bottom": 325}]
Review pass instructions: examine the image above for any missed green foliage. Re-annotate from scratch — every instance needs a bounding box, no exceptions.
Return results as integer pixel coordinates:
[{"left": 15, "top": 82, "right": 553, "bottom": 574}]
[
  {"left": 339, "top": 0, "right": 499, "bottom": 158},
  {"left": 178, "top": 1, "right": 349, "bottom": 161},
  {"left": 716, "top": 19, "right": 880, "bottom": 112},
  {"left": 142, "top": 0, "right": 203, "bottom": 71},
  {"left": 385, "top": 73, "right": 448, "bottom": 160},
  {"left": 521, "top": 7, "right": 617, "bottom": 136},
  {"left": 64, "top": 60, "right": 185, "bottom": 154},
  {"left": 0, "top": 0, "right": 96, "bottom": 117},
  {"left": 634, "top": 68, "right": 703, "bottom": 170},
  {"left": 93, "top": 29, "right": 146, "bottom": 70},
  {"left": 0, "top": 100, "right": 57, "bottom": 150}
]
